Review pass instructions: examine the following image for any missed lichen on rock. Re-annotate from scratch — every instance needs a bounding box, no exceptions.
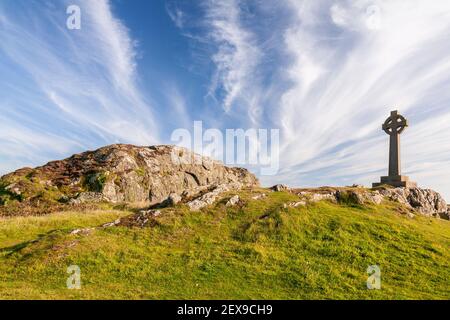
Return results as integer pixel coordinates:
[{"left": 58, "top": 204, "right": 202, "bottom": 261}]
[{"left": 0, "top": 144, "right": 259, "bottom": 214}]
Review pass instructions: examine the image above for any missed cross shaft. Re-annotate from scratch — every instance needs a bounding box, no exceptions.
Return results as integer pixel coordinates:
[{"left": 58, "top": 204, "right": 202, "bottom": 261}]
[
  {"left": 383, "top": 110, "right": 408, "bottom": 177},
  {"left": 373, "top": 110, "right": 416, "bottom": 188}
]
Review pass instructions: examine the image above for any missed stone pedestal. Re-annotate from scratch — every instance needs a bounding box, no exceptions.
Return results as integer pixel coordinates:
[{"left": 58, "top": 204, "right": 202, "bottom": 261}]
[{"left": 372, "top": 175, "right": 417, "bottom": 188}]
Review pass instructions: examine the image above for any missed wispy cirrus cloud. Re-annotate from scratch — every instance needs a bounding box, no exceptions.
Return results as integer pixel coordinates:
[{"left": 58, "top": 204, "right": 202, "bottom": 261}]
[
  {"left": 171, "top": 0, "right": 450, "bottom": 199},
  {"left": 2, "top": 0, "right": 450, "bottom": 200},
  {"left": 0, "top": 0, "right": 158, "bottom": 172},
  {"left": 272, "top": 0, "right": 450, "bottom": 196},
  {"left": 203, "top": 0, "right": 263, "bottom": 118},
  {"left": 166, "top": 2, "right": 185, "bottom": 29}
]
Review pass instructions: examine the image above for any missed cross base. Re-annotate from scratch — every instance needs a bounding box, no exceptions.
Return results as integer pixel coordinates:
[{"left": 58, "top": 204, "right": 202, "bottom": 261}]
[{"left": 372, "top": 175, "right": 417, "bottom": 188}]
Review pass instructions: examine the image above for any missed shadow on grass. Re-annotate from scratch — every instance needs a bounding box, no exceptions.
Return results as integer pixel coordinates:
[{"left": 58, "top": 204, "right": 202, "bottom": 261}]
[{"left": 0, "top": 229, "right": 61, "bottom": 256}]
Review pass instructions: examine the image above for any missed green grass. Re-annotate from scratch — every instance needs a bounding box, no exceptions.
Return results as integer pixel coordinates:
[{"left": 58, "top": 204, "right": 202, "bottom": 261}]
[
  {"left": 0, "top": 190, "right": 449, "bottom": 300},
  {"left": 83, "top": 172, "right": 108, "bottom": 192}
]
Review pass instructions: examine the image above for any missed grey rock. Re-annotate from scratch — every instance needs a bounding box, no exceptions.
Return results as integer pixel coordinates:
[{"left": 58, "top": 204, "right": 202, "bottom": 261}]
[
  {"left": 337, "top": 190, "right": 384, "bottom": 205},
  {"left": 1, "top": 144, "right": 259, "bottom": 207},
  {"left": 70, "top": 227, "right": 94, "bottom": 235},
  {"left": 251, "top": 193, "right": 267, "bottom": 200},
  {"left": 284, "top": 201, "right": 306, "bottom": 208},
  {"left": 187, "top": 182, "right": 242, "bottom": 211},
  {"left": 296, "top": 187, "right": 446, "bottom": 219},
  {"left": 379, "top": 187, "right": 448, "bottom": 219},
  {"left": 298, "top": 191, "right": 337, "bottom": 203},
  {"left": 70, "top": 228, "right": 82, "bottom": 235},
  {"left": 101, "top": 218, "right": 122, "bottom": 228},
  {"left": 270, "top": 184, "right": 290, "bottom": 192},
  {"left": 406, "top": 212, "right": 415, "bottom": 219},
  {"left": 138, "top": 209, "right": 161, "bottom": 217},
  {"left": 367, "top": 192, "right": 384, "bottom": 205},
  {"left": 445, "top": 206, "right": 450, "bottom": 220},
  {"left": 311, "top": 192, "right": 337, "bottom": 203},
  {"left": 69, "top": 192, "right": 106, "bottom": 204},
  {"left": 6, "top": 184, "right": 22, "bottom": 195},
  {"left": 226, "top": 195, "right": 240, "bottom": 207},
  {"left": 100, "top": 209, "right": 163, "bottom": 228},
  {"left": 379, "top": 188, "right": 411, "bottom": 208}
]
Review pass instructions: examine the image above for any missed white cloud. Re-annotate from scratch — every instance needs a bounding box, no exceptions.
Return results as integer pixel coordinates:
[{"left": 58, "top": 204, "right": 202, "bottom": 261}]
[
  {"left": 166, "top": 3, "right": 185, "bottom": 29},
  {"left": 0, "top": 0, "right": 159, "bottom": 172},
  {"left": 2, "top": 0, "right": 450, "bottom": 202},
  {"left": 204, "top": 0, "right": 262, "bottom": 116},
  {"left": 192, "top": 0, "right": 450, "bottom": 200},
  {"left": 273, "top": 0, "right": 450, "bottom": 199}
]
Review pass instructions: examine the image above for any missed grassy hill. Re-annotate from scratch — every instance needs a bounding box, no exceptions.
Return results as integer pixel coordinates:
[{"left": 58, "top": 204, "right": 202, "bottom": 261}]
[{"left": 0, "top": 189, "right": 449, "bottom": 299}]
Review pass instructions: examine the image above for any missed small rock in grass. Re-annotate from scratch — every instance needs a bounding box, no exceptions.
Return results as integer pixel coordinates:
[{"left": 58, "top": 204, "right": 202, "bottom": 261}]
[
  {"left": 226, "top": 195, "right": 240, "bottom": 207},
  {"left": 284, "top": 201, "right": 306, "bottom": 208},
  {"left": 139, "top": 209, "right": 161, "bottom": 217},
  {"left": 70, "top": 227, "right": 94, "bottom": 235},
  {"left": 251, "top": 193, "right": 267, "bottom": 200},
  {"left": 270, "top": 184, "right": 290, "bottom": 192}
]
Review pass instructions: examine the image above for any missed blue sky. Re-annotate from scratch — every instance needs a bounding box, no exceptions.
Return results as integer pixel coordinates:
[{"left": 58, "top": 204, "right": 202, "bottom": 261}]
[{"left": 1, "top": 0, "right": 450, "bottom": 199}]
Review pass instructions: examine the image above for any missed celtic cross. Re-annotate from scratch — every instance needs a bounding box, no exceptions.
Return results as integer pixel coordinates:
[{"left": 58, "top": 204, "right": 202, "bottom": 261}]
[
  {"left": 382, "top": 110, "right": 408, "bottom": 177},
  {"left": 373, "top": 110, "right": 416, "bottom": 188}
]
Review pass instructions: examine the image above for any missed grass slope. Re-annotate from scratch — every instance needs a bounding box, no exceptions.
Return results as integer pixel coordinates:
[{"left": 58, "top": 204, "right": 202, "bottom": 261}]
[{"left": 0, "top": 190, "right": 449, "bottom": 299}]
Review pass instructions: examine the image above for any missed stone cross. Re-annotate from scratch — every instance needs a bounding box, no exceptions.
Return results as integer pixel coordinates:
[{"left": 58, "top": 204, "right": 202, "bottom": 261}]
[
  {"left": 373, "top": 110, "right": 417, "bottom": 188},
  {"left": 383, "top": 110, "right": 407, "bottom": 177}
]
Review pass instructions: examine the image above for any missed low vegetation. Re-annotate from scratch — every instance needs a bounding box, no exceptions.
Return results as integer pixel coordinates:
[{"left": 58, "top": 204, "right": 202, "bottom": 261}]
[{"left": 0, "top": 190, "right": 449, "bottom": 299}]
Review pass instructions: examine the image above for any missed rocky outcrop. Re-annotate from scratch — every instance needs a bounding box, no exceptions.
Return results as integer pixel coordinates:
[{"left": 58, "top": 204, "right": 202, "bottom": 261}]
[
  {"left": 378, "top": 187, "right": 449, "bottom": 219},
  {"left": 336, "top": 190, "right": 384, "bottom": 205},
  {"left": 2, "top": 144, "right": 447, "bottom": 222},
  {"left": 295, "top": 187, "right": 448, "bottom": 220},
  {"left": 0, "top": 144, "right": 259, "bottom": 211},
  {"left": 296, "top": 189, "right": 382, "bottom": 205},
  {"left": 186, "top": 182, "right": 242, "bottom": 211}
]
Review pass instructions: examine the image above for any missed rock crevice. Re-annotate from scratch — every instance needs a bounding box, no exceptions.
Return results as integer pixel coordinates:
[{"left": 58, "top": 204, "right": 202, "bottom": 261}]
[{"left": 0, "top": 144, "right": 259, "bottom": 211}]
